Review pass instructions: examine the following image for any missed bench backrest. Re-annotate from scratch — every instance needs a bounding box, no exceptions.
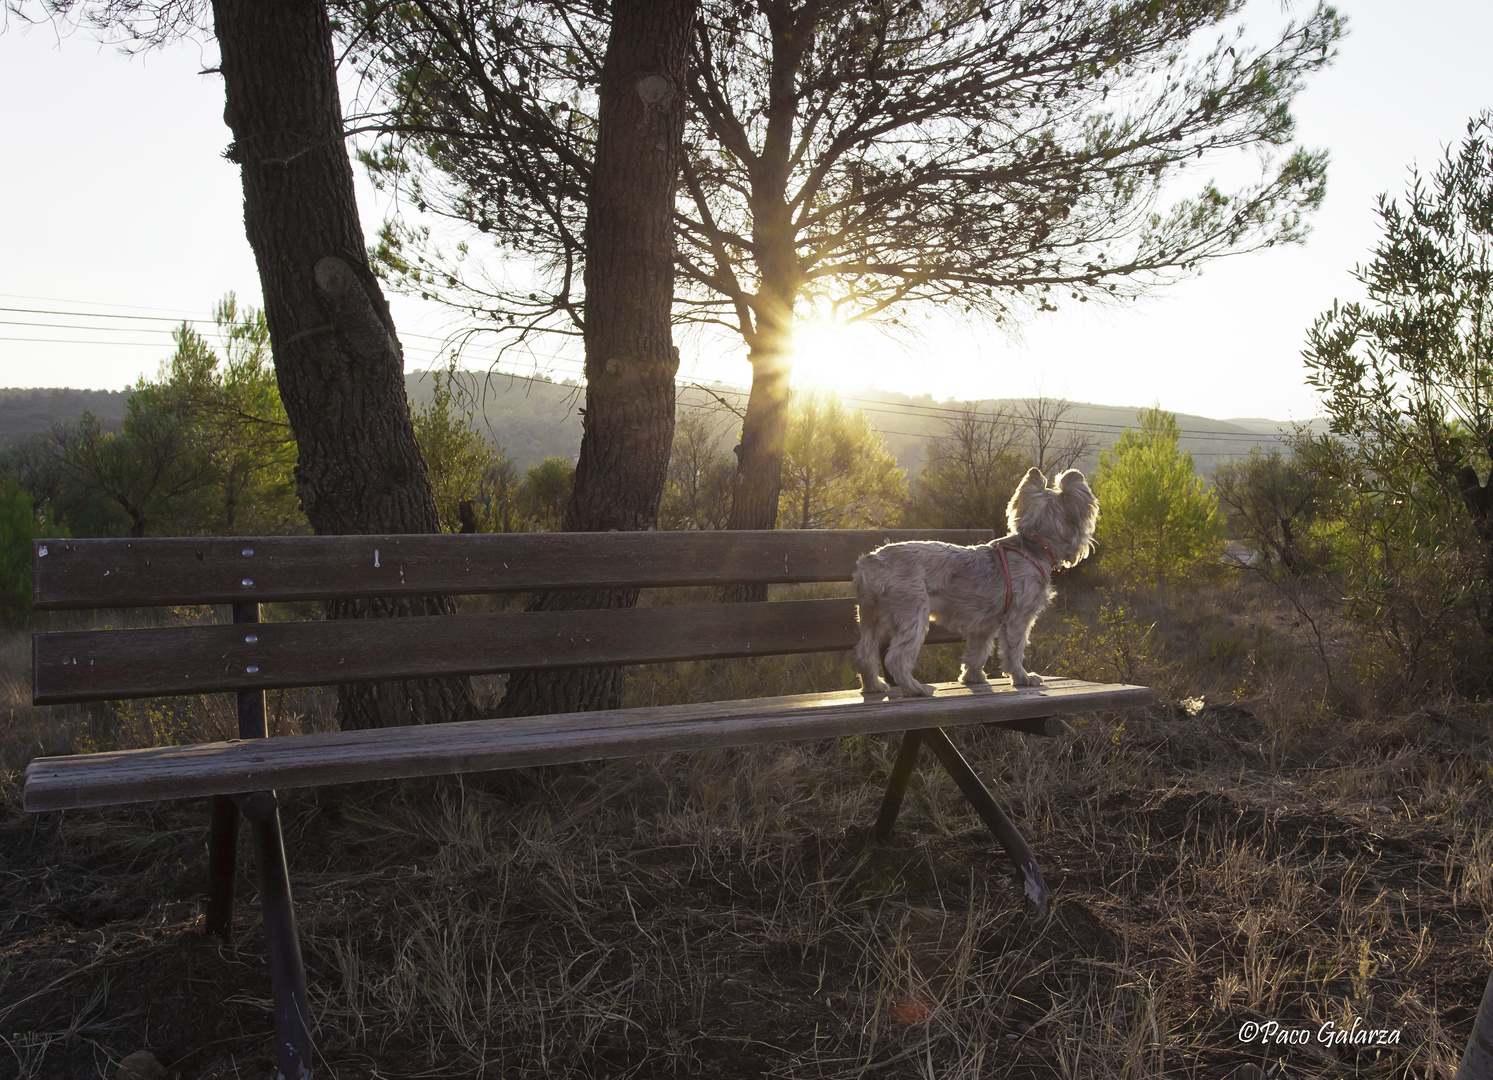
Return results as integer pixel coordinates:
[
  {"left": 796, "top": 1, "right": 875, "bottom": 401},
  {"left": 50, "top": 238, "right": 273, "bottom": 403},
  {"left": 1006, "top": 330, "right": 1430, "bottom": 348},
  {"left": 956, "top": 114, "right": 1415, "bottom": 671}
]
[{"left": 33, "top": 529, "right": 992, "bottom": 705}]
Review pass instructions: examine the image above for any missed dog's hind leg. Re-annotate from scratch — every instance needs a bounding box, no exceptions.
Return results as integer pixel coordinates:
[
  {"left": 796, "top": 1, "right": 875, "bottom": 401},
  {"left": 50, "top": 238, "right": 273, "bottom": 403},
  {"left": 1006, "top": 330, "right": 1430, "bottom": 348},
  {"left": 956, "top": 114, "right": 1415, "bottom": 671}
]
[
  {"left": 959, "top": 632, "right": 996, "bottom": 685},
  {"left": 853, "top": 592, "right": 890, "bottom": 693},
  {"left": 882, "top": 602, "right": 936, "bottom": 697}
]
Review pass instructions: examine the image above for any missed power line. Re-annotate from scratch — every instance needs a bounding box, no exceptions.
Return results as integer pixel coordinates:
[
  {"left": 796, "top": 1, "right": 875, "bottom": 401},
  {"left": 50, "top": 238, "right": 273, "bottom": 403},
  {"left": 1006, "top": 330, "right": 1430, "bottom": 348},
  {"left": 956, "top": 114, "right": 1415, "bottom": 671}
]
[
  {"left": 0, "top": 293, "right": 208, "bottom": 319},
  {"left": 4, "top": 295, "right": 1305, "bottom": 448},
  {"left": 0, "top": 321, "right": 178, "bottom": 333},
  {"left": 0, "top": 337, "right": 175, "bottom": 346},
  {"left": 0, "top": 306, "right": 194, "bottom": 324},
  {"left": 0, "top": 303, "right": 586, "bottom": 359},
  {"left": 674, "top": 380, "right": 1295, "bottom": 444}
]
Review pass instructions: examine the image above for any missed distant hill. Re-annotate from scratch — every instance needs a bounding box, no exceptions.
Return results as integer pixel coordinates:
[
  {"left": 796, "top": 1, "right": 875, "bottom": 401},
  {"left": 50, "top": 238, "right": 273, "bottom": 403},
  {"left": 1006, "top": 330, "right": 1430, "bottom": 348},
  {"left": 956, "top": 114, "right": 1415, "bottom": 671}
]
[
  {"left": 3, "top": 375, "right": 1319, "bottom": 480},
  {"left": 405, "top": 370, "right": 585, "bottom": 472},
  {"left": 0, "top": 375, "right": 587, "bottom": 474},
  {"left": 0, "top": 387, "right": 129, "bottom": 442},
  {"left": 654, "top": 383, "right": 1320, "bottom": 480}
]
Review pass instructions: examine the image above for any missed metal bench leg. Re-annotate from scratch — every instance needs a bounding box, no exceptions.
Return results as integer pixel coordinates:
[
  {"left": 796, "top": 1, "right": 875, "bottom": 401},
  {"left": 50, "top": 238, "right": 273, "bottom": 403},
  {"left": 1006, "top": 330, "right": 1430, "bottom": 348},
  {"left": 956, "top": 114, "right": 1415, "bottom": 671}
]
[
  {"left": 205, "top": 602, "right": 273, "bottom": 943},
  {"left": 250, "top": 801, "right": 314, "bottom": 1080},
  {"left": 232, "top": 601, "right": 313, "bottom": 1078},
  {"left": 205, "top": 794, "right": 241, "bottom": 941},
  {"left": 920, "top": 727, "right": 1050, "bottom": 918},
  {"left": 874, "top": 730, "right": 923, "bottom": 841}
]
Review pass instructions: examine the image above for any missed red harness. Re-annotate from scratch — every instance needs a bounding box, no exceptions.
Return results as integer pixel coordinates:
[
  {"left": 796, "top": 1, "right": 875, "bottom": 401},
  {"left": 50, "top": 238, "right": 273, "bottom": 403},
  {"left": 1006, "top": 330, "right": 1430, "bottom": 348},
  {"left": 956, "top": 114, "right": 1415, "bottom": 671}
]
[{"left": 995, "top": 534, "right": 1063, "bottom": 613}]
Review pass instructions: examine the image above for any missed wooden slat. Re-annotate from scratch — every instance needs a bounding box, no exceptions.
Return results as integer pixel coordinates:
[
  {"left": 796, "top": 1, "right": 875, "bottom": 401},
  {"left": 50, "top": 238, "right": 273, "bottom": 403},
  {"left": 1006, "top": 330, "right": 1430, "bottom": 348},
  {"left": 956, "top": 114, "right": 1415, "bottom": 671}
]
[
  {"left": 23, "top": 678, "right": 1157, "bottom": 811},
  {"left": 33, "top": 597, "right": 976, "bottom": 704},
  {"left": 32, "top": 529, "right": 993, "bottom": 610}
]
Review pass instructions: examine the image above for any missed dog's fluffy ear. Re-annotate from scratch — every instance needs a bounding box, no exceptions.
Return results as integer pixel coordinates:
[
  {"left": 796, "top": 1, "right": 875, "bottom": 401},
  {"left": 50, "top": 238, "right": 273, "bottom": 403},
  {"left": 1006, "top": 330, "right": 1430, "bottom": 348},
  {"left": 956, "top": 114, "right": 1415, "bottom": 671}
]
[
  {"left": 1054, "top": 469, "right": 1088, "bottom": 493},
  {"left": 1053, "top": 469, "right": 1100, "bottom": 564},
  {"left": 1005, "top": 467, "right": 1049, "bottom": 533}
]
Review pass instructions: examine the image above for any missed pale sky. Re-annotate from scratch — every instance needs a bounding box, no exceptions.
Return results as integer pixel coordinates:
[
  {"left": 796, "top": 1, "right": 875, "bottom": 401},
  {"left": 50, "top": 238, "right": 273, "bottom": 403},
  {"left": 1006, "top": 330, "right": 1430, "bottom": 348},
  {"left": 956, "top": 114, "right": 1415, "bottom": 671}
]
[{"left": 1, "top": 1, "right": 1489, "bottom": 423}]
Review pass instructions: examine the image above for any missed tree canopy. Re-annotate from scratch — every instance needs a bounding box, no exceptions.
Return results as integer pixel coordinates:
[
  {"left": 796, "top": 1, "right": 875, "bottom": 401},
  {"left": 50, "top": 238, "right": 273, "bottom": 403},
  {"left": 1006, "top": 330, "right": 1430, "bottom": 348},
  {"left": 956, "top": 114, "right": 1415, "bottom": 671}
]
[
  {"left": 1302, "top": 110, "right": 1493, "bottom": 648},
  {"left": 52, "top": 297, "right": 303, "bottom": 538},
  {"left": 357, "top": 0, "right": 1340, "bottom": 330},
  {"left": 659, "top": 409, "right": 737, "bottom": 530},
  {"left": 1094, "top": 405, "right": 1222, "bottom": 587},
  {"left": 349, "top": 0, "right": 1341, "bottom": 527},
  {"left": 1213, "top": 444, "right": 1327, "bottom": 575},
  {"left": 902, "top": 401, "right": 1028, "bottom": 530},
  {"left": 902, "top": 397, "right": 1096, "bottom": 530},
  {"left": 777, "top": 388, "right": 905, "bottom": 529},
  {"left": 411, "top": 368, "right": 510, "bottom": 532},
  {"left": 1303, "top": 112, "right": 1493, "bottom": 584}
]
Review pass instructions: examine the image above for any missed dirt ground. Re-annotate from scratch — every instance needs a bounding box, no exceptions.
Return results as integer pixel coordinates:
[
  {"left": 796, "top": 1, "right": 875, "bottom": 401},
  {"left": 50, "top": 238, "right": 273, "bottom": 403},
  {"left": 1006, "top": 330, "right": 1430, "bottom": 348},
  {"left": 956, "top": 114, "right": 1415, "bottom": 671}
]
[{"left": 3, "top": 696, "right": 1489, "bottom": 1080}]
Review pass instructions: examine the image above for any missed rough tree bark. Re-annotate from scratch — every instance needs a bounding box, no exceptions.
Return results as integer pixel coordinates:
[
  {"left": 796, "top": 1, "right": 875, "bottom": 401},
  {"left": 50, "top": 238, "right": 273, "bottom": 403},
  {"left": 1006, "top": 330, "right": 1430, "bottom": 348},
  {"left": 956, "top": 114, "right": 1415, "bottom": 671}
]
[
  {"left": 212, "top": 0, "right": 477, "bottom": 728},
  {"left": 1456, "top": 465, "right": 1493, "bottom": 633},
  {"left": 497, "top": 0, "right": 695, "bottom": 717},
  {"left": 723, "top": 0, "right": 803, "bottom": 539},
  {"left": 709, "top": 2, "right": 804, "bottom": 606},
  {"left": 726, "top": 306, "right": 793, "bottom": 536},
  {"left": 1457, "top": 968, "right": 1493, "bottom": 1078}
]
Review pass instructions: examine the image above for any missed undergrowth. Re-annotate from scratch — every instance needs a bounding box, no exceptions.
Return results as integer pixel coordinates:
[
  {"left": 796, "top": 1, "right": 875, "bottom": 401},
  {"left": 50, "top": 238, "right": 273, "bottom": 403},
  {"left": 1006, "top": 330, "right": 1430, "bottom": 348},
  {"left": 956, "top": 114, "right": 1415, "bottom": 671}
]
[{"left": 2, "top": 572, "right": 1491, "bottom": 1078}]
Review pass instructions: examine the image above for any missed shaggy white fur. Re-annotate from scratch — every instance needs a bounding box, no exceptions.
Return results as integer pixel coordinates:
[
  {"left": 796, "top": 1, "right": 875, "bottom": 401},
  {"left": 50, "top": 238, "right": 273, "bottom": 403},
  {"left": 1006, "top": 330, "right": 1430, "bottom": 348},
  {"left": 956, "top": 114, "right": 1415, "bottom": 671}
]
[{"left": 852, "top": 468, "right": 1100, "bottom": 696}]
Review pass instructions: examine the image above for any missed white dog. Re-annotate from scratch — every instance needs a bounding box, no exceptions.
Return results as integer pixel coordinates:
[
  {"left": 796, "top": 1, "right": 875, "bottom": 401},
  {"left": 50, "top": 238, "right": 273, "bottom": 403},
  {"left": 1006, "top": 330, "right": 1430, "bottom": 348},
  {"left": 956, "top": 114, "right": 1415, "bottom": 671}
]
[{"left": 852, "top": 468, "right": 1099, "bottom": 696}]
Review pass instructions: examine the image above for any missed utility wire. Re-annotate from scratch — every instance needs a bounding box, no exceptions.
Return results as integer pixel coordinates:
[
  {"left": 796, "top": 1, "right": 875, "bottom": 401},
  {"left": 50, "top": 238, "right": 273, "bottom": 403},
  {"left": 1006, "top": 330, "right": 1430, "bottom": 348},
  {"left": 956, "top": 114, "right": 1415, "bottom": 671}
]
[
  {"left": 0, "top": 306, "right": 196, "bottom": 323},
  {"left": 3, "top": 298, "right": 1305, "bottom": 448}
]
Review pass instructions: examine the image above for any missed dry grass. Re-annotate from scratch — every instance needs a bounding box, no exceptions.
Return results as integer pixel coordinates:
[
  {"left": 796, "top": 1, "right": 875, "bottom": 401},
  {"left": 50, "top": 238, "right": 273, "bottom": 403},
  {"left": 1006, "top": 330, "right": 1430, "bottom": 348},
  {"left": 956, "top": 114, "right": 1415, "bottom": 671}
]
[{"left": 3, "top": 577, "right": 1492, "bottom": 1078}]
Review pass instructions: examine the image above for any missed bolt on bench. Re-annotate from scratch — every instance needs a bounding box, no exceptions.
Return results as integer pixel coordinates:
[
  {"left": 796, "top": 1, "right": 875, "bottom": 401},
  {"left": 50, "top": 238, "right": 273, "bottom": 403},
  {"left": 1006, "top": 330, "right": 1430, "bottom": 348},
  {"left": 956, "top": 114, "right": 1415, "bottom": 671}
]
[{"left": 26, "top": 529, "right": 1154, "bottom": 1079}]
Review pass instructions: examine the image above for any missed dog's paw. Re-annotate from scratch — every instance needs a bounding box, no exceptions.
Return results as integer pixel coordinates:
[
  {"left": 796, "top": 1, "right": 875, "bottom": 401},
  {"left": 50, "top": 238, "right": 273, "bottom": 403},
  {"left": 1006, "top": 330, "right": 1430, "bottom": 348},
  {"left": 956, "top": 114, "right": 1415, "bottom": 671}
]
[
  {"left": 860, "top": 675, "right": 890, "bottom": 694},
  {"left": 1010, "top": 671, "right": 1043, "bottom": 687},
  {"left": 901, "top": 679, "right": 937, "bottom": 698},
  {"left": 959, "top": 667, "right": 989, "bottom": 686}
]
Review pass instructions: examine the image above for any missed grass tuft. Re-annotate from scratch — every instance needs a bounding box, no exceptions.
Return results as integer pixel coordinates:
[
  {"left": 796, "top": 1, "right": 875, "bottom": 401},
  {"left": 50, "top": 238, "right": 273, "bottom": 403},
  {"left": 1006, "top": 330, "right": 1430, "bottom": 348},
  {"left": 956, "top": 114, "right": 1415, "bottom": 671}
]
[{"left": 2, "top": 576, "right": 1491, "bottom": 1077}]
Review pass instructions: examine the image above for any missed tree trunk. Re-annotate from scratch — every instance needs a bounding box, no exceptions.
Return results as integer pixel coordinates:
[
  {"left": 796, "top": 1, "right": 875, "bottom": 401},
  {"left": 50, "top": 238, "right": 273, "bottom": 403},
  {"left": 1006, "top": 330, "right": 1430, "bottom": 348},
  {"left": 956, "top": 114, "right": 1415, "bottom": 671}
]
[
  {"left": 1456, "top": 464, "right": 1493, "bottom": 634},
  {"left": 1278, "top": 516, "right": 1297, "bottom": 575},
  {"left": 1457, "top": 968, "right": 1493, "bottom": 1079},
  {"left": 723, "top": 1, "right": 804, "bottom": 542},
  {"left": 497, "top": 0, "right": 694, "bottom": 718},
  {"left": 717, "top": 338, "right": 792, "bottom": 602},
  {"left": 728, "top": 343, "right": 794, "bottom": 532},
  {"left": 212, "top": 0, "right": 476, "bottom": 728}
]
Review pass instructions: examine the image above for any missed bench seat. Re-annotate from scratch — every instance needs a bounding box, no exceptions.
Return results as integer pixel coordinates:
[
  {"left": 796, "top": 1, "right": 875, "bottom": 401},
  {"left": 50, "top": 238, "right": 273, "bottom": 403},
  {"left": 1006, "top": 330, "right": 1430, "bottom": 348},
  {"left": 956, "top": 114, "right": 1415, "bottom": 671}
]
[{"left": 24, "top": 677, "right": 1152, "bottom": 812}]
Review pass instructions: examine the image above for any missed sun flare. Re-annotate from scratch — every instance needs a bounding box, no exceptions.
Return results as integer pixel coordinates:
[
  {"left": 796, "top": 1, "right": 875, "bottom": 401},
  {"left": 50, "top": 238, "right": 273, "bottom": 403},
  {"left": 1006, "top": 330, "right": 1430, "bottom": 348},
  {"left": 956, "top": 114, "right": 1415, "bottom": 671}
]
[{"left": 791, "top": 318, "right": 887, "bottom": 392}]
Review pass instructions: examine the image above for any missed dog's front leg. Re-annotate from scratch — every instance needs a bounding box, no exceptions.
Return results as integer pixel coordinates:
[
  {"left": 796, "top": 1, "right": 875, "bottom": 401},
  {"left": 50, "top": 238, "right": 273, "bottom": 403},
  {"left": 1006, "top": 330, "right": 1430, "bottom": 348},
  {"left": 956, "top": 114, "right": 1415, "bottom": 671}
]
[
  {"left": 959, "top": 632, "right": 996, "bottom": 685},
  {"left": 999, "top": 622, "right": 1043, "bottom": 687}
]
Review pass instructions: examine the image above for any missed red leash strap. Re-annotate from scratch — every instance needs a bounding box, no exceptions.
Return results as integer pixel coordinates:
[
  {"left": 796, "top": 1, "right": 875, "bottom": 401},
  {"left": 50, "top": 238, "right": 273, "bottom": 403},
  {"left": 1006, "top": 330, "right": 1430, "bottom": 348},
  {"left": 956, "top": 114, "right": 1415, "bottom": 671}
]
[
  {"left": 996, "top": 534, "right": 1060, "bottom": 613},
  {"left": 1031, "top": 534, "right": 1067, "bottom": 577}
]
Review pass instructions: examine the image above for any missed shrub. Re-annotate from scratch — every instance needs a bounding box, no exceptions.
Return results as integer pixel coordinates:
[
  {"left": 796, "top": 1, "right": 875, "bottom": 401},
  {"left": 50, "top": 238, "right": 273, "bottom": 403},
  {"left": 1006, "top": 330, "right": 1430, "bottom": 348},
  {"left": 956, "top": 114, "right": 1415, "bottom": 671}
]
[
  {"left": 1093, "top": 406, "right": 1223, "bottom": 587},
  {"left": 0, "top": 481, "right": 67, "bottom": 626}
]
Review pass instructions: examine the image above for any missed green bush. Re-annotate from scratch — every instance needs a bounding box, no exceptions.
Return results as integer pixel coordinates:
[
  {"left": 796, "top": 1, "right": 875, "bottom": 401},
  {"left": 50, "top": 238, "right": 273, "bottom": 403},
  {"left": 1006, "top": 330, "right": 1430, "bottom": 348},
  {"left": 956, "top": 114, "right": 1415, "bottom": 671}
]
[
  {"left": 1093, "top": 406, "right": 1224, "bottom": 587},
  {"left": 0, "top": 481, "right": 67, "bottom": 626}
]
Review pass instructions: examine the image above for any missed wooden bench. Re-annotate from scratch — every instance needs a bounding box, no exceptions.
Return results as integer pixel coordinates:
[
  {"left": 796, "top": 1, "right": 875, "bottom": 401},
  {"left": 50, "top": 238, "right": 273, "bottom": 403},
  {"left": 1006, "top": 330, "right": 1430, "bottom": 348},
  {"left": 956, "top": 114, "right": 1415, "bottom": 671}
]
[{"left": 24, "top": 529, "right": 1154, "bottom": 1079}]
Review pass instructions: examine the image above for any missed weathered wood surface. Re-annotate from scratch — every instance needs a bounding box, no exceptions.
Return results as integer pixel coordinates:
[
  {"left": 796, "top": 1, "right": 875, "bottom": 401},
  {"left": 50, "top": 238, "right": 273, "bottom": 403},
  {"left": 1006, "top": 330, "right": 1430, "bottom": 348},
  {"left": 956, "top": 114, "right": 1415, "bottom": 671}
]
[
  {"left": 32, "top": 530, "right": 992, "bottom": 610},
  {"left": 34, "top": 598, "right": 974, "bottom": 704},
  {"left": 23, "top": 678, "right": 1155, "bottom": 811}
]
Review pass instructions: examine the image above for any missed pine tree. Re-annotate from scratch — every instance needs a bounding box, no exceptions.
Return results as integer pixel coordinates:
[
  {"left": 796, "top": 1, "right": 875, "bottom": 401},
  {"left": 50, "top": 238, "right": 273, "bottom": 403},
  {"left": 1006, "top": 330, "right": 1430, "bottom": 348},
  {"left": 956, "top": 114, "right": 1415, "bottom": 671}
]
[
  {"left": 777, "top": 389, "right": 905, "bottom": 530},
  {"left": 1094, "top": 407, "right": 1222, "bottom": 587}
]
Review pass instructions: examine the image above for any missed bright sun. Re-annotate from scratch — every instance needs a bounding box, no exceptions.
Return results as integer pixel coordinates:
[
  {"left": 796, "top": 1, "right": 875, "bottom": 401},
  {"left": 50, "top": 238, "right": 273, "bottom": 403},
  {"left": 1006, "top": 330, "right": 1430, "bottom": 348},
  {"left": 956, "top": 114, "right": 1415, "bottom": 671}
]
[
  {"left": 788, "top": 315, "right": 993, "bottom": 402},
  {"left": 791, "top": 318, "right": 890, "bottom": 391}
]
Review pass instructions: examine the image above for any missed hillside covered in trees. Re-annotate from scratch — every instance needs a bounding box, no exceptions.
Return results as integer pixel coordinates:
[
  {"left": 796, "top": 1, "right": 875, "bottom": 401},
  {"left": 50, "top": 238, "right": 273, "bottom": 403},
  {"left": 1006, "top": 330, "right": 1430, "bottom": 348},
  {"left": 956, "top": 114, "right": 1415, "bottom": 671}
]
[{"left": 5, "top": 373, "right": 1302, "bottom": 479}]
